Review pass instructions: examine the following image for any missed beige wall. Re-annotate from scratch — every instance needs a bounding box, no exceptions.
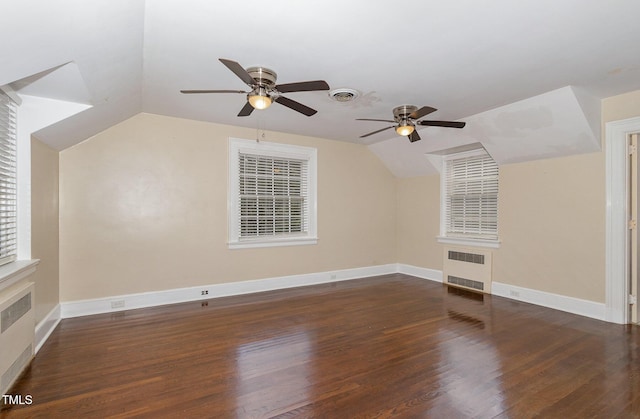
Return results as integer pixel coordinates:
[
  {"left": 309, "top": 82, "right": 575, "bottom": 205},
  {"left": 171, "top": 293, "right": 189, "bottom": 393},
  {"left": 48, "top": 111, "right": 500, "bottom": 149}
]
[
  {"left": 31, "top": 138, "right": 59, "bottom": 322},
  {"left": 59, "top": 113, "right": 396, "bottom": 301},
  {"left": 396, "top": 175, "right": 442, "bottom": 270},
  {"left": 603, "top": 90, "right": 640, "bottom": 123},
  {"left": 396, "top": 150, "right": 606, "bottom": 302},
  {"left": 493, "top": 152, "right": 605, "bottom": 301}
]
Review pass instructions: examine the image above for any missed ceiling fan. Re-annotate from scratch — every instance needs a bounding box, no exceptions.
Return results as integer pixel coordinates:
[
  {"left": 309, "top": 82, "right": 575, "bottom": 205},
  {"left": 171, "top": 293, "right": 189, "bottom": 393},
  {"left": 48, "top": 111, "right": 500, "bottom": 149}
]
[
  {"left": 357, "top": 105, "right": 466, "bottom": 142},
  {"left": 181, "top": 58, "right": 330, "bottom": 117}
]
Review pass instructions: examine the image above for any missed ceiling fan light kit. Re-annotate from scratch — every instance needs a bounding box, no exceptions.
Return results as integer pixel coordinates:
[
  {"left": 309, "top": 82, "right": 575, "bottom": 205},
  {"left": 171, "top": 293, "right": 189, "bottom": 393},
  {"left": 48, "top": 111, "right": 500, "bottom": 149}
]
[
  {"left": 248, "top": 87, "right": 272, "bottom": 110},
  {"left": 395, "top": 121, "right": 415, "bottom": 136}
]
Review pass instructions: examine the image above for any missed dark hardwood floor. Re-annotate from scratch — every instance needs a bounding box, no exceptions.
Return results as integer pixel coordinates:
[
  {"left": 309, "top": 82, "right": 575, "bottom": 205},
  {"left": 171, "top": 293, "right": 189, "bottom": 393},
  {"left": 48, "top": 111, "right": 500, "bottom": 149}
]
[{"left": 2, "top": 274, "right": 640, "bottom": 418}]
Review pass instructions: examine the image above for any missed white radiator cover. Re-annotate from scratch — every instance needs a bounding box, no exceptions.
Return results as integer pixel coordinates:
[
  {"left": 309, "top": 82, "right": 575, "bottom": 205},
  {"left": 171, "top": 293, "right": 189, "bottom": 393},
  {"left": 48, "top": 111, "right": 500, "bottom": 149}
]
[
  {"left": 0, "top": 281, "right": 35, "bottom": 395},
  {"left": 443, "top": 247, "right": 493, "bottom": 293}
]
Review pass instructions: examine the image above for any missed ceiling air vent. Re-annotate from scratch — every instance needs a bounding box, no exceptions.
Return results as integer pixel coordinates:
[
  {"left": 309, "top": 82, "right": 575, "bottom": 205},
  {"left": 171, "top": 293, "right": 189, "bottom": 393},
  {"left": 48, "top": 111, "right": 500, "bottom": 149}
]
[{"left": 329, "top": 88, "right": 359, "bottom": 103}]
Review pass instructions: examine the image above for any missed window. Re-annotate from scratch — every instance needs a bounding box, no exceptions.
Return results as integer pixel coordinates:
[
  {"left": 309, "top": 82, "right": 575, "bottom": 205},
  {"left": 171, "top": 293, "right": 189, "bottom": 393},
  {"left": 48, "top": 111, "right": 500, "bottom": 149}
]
[
  {"left": 228, "top": 138, "right": 317, "bottom": 248},
  {"left": 440, "top": 149, "right": 499, "bottom": 247},
  {"left": 0, "top": 92, "right": 17, "bottom": 266}
]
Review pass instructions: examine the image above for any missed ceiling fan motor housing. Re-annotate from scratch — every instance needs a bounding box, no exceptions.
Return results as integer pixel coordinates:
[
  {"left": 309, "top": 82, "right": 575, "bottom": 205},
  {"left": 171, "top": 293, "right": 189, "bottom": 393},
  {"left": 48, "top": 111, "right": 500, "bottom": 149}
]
[
  {"left": 245, "top": 67, "right": 277, "bottom": 87},
  {"left": 393, "top": 105, "right": 418, "bottom": 122}
]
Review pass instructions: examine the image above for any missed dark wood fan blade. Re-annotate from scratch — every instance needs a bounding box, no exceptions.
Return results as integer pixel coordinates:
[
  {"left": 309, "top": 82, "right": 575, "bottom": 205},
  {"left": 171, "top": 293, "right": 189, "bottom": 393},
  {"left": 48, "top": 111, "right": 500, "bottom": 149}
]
[
  {"left": 276, "top": 80, "right": 330, "bottom": 93},
  {"left": 360, "top": 126, "right": 395, "bottom": 138},
  {"left": 274, "top": 96, "right": 317, "bottom": 116},
  {"left": 180, "top": 89, "right": 247, "bottom": 94},
  {"left": 408, "top": 130, "right": 421, "bottom": 142},
  {"left": 237, "top": 101, "right": 254, "bottom": 117},
  {"left": 410, "top": 106, "right": 437, "bottom": 120},
  {"left": 219, "top": 58, "right": 255, "bottom": 86},
  {"left": 418, "top": 120, "right": 466, "bottom": 128},
  {"left": 356, "top": 118, "right": 396, "bottom": 123}
]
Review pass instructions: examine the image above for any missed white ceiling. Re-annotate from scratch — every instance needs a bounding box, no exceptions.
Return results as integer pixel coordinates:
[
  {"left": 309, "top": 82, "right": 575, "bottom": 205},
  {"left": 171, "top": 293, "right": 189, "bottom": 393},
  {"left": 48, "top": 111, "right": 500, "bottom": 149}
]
[{"left": 2, "top": 0, "right": 640, "bottom": 175}]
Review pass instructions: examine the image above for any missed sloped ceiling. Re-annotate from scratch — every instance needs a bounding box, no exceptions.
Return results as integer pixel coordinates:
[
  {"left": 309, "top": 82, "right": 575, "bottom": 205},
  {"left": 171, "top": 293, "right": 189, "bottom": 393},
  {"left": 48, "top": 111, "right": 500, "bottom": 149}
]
[
  {"left": 2, "top": 0, "right": 640, "bottom": 174},
  {"left": 370, "top": 86, "right": 602, "bottom": 176}
]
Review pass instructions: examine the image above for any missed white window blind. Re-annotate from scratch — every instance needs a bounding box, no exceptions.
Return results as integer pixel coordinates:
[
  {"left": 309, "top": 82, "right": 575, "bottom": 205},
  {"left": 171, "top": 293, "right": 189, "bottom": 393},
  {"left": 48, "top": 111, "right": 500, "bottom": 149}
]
[
  {"left": 238, "top": 153, "right": 308, "bottom": 237},
  {"left": 444, "top": 152, "right": 498, "bottom": 240},
  {"left": 228, "top": 138, "right": 317, "bottom": 249},
  {"left": 0, "top": 92, "right": 17, "bottom": 266}
]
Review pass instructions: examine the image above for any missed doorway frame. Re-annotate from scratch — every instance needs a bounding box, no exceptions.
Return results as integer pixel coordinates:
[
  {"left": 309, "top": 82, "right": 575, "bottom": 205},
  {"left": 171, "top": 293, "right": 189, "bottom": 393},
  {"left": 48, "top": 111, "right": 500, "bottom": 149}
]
[{"left": 606, "top": 116, "right": 640, "bottom": 324}]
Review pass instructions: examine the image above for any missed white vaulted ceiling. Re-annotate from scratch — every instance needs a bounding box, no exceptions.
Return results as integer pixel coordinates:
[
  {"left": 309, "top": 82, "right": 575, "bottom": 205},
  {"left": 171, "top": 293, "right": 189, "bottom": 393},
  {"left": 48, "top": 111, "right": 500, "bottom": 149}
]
[{"left": 2, "top": 0, "right": 640, "bottom": 175}]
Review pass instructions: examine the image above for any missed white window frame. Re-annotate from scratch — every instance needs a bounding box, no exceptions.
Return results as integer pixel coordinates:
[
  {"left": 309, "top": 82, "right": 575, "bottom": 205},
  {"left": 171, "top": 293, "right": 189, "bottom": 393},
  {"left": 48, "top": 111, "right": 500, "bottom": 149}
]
[
  {"left": 437, "top": 148, "right": 500, "bottom": 249},
  {"left": 228, "top": 137, "right": 317, "bottom": 249}
]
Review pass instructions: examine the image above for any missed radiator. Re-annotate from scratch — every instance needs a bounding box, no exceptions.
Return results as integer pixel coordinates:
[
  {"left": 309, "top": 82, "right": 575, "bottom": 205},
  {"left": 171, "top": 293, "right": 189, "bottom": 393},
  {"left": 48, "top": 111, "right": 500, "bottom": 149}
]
[
  {"left": 0, "top": 282, "right": 35, "bottom": 395},
  {"left": 443, "top": 247, "right": 493, "bottom": 293}
]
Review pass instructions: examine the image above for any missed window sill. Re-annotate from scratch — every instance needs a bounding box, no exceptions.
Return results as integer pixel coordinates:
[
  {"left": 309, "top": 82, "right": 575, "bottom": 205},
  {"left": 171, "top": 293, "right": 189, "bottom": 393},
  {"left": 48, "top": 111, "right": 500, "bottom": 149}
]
[
  {"left": 437, "top": 236, "right": 501, "bottom": 249},
  {"left": 228, "top": 237, "right": 318, "bottom": 249},
  {"left": 0, "top": 259, "right": 40, "bottom": 293}
]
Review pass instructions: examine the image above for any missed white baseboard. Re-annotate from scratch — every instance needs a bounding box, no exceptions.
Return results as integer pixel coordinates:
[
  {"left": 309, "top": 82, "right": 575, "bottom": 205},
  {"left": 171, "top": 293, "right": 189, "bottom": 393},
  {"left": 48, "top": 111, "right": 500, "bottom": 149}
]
[
  {"left": 61, "top": 264, "right": 398, "bottom": 318},
  {"left": 57, "top": 264, "right": 606, "bottom": 324},
  {"left": 398, "top": 265, "right": 606, "bottom": 321},
  {"left": 397, "top": 264, "right": 443, "bottom": 282},
  {"left": 491, "top": 281, "right": 606, "bottom": 321},
  {"left": 35, "top": 304, "right": 61, "bottom": 353}
]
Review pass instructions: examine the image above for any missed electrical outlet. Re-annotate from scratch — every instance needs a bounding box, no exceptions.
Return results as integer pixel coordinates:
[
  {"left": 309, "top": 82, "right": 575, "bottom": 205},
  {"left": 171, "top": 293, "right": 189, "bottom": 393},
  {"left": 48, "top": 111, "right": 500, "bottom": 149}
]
[
  {"left": 110, "top": 300, "right": 125, "bottom": 309},
  {"left": 201, "top": 290, "right": 209, "bottom": 296},
  {"left": 509, "top": 290, "right": 520, "bottom": 298}
]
